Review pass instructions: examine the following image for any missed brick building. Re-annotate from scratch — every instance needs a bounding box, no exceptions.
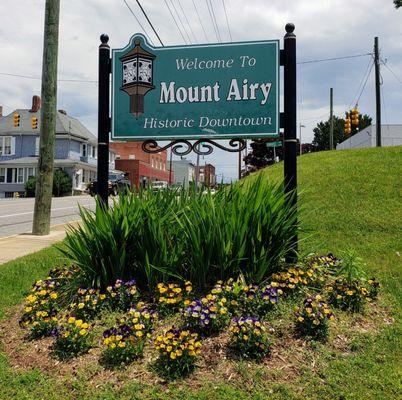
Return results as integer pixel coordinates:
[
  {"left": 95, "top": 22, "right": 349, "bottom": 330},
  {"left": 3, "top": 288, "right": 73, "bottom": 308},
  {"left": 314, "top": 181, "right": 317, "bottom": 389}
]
[
  {"left": 110, "top": 142, "right": 171, "bottom": 188},
  {"left": 195, "top": 164, "right": 216, "bottom": 188}
]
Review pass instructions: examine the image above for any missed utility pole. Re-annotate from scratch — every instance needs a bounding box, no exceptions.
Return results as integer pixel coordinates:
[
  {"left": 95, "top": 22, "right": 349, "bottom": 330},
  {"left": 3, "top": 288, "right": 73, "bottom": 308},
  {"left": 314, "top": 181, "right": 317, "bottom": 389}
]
[
  {"left": 238, "top": 149, "right": 242, "bottom": 180},
  {"left": 32, "top": 0, "right": 60, "bottom": 235},
  {"left": 195, "top": 144, "right": 200, "bottom": 190},
  {"left": 329, "top": 87, "right": 334, "bottom": 150},
  {"left": 168, "top": 148, "right": 173, "bottom": 185},
  {"left": 299, "top": 124, "right": 305, "bottom": 155},
  {"left": 374, "top": 37, "right": 381, "bottom": 147}
]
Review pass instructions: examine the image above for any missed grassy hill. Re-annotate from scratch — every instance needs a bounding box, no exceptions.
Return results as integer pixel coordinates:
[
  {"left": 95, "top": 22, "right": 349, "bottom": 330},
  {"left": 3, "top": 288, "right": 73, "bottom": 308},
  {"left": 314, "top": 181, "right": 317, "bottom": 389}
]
[{"left": 0, "top": 146, "right": 401, "bottom": 400}]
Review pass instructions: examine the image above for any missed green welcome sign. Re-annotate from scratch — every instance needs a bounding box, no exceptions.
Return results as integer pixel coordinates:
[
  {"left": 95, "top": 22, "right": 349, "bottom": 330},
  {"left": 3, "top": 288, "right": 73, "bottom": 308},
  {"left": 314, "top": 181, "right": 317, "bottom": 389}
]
[{"left": 111, "top": 34, "right": 279, "bottom": 141}]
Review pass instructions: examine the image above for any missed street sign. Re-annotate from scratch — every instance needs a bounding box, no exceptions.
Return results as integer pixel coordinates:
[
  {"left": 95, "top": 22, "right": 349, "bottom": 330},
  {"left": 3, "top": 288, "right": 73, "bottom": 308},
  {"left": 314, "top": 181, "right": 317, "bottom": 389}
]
[
  {"left": 111, "top": 35, "right": 280, "bottom": 141},
  {"left": 266, "top": 141, "right": 282, "bottom": 147}
]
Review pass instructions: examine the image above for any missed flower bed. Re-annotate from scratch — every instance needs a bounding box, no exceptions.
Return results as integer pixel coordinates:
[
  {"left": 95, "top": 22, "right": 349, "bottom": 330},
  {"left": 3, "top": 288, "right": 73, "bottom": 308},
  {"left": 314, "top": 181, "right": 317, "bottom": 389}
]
[{"left": 15, "top": 252, "right": 381, "bottom": 379}]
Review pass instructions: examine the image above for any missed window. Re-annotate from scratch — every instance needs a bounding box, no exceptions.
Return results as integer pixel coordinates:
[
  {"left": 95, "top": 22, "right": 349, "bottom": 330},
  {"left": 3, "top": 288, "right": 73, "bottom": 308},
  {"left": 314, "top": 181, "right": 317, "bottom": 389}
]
[
  {"left": 6, "top": 168, "right": 16, "bottom": 183},
  {"left": 92, "top": 145, "right": 97, "bottom": 159},
  {"left": 17, "top": 168, "right": 24, "bottom": 183},
  {"left": 81, "top": 143, "right": 87, "bottom": 157},
  {"left": 0, "top": 136, "right": 15, "bottom": 156},
  {"left": 27, "top": 167, "right": 36, "bottom": 178},
  {"left": 0, "top": 168, "right": 5, "bottom": 183}
]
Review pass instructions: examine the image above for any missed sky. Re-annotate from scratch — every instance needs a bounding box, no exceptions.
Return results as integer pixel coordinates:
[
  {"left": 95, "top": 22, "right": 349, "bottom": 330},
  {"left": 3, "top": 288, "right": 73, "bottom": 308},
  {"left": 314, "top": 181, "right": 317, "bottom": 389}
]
[{"left": 0, "top": 0, "right": 401, "bottom": 181}]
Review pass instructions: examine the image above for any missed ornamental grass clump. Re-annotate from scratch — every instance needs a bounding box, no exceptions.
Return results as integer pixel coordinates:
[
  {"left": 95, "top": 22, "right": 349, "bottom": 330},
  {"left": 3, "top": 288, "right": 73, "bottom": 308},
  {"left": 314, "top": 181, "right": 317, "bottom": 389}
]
[
  {"left": 52, "top": 316, "right": 92, "bottom": 359},
  {"left": 294, "top": 294, "right": 334, "bottom": 340},
  {"left": 154, "top": 328, "right": 202, "bottom": 378},
  {"left": 229, "top": 317, "right": 271, "bottom": 360},
  {"left": 61, "top": 177, "right": 298, "bottom": 292},
  {"left": 19, "top": 277, "right": 61, "bottom": 338},
  {"left": 183, "top": 294, "right": 229, "bottom": 334},
  {"left": 156, "top": 281, "right": 192, "bottom": 315}
]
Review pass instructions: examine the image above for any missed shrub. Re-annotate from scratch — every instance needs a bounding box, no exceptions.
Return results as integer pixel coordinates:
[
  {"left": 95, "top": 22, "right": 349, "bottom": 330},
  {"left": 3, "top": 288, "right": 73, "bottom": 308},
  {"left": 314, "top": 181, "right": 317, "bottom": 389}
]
[
  {"left": 53, "top": 169, "right": 72, "bottom": 197},
  {"left": 183, "top": 294, "right": 229, "bottom": 334},
  {"left": 24, "top": 176, "right": 37, "bottom": 197},
  {"left": 24, "top": 169, "right": 72, "bottom": 197},
  {"left": 154, "top": 328, "right": 202, "bottom": 378},
  {"left": 229, "top": 317, "right": 271, "bottom": 359},
  {"left": 52, "top": 316, "right": 92, "bottom": 359},
  {"left": 294, "top": 294, "right": 334, "bottom": 340},
  {"left": 61, "top": 178, "right": 298, "bottom": 292}
]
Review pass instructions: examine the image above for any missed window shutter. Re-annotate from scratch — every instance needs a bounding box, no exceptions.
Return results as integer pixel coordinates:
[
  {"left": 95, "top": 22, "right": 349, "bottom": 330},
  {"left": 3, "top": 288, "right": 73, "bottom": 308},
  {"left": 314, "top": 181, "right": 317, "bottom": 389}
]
[{"left": 35, "top": 137, "right": 40, "bottom": 156}]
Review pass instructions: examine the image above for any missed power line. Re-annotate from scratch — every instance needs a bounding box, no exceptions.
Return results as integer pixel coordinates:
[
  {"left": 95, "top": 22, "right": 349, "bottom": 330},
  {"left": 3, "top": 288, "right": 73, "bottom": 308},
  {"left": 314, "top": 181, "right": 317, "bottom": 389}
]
[
  {"left": 205, "top": 0, "right": 220, "bottom": 42},
  {"left": 208, "top": 0, "right": 222, "bottom": 42},
  {"left": 298, "top": 53, "right": 372, "bottom": 65},
  {"left": 163, "top": 0, "right": 188, "bottom": 44},
  {"left": 382, "top": 61, "right": 402, "bottom": 84},
  {"left": 0, "top": 71, "right": 97, "bottom": 83},
  {"left": 192, "top": 0, "right": 209, "bottom": 42},
  {"left": 356, "top": 61, "right": 375, "bottom": 105},
  {"left": 349, "top": 56, "right": 374, "bottom": 108},
  {"left": 134, "top": 0, "right": 164, "bottom": 46},
  {"left": 177, "top": 0, "right": 198, "bottom": 43},
  {"left": 221, "top": 0, "right": 233, "bottom": 42},
  {"left": 122, "top": 0, "right": 155, "bottom": 46},
  {"left": 171, "top": 0, "right": 192, "bottom": 43}
]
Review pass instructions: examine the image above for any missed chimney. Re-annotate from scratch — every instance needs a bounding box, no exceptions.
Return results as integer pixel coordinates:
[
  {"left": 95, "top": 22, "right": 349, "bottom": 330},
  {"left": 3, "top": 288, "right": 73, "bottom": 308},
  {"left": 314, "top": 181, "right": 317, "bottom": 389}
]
[{"left": 29, "top": 95, "right": 41, "bottom": 113}]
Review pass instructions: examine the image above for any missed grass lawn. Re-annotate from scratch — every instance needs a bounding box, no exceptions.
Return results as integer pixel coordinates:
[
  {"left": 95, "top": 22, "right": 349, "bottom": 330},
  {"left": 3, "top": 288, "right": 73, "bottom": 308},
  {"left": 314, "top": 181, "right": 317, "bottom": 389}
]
[{"left": 0, "top": 147, "right": 401, "bottom": 399}]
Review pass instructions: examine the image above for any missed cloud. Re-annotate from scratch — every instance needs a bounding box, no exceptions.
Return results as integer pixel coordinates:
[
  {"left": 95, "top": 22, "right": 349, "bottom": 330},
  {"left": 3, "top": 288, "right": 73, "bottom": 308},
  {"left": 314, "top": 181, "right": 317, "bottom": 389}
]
[{"left": 0, "top": 0, "right": 401, "bottom": 180}]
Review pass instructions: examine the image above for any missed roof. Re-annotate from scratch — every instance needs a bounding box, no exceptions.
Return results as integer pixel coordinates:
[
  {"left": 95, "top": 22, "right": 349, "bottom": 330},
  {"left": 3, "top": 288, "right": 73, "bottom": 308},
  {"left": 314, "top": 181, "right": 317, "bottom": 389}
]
[
  {"left": 0, "top": 157, "right": 96, "bottom": 169},
  {"left": 0, "top": 109, "right": 97, "bottom": 143}
]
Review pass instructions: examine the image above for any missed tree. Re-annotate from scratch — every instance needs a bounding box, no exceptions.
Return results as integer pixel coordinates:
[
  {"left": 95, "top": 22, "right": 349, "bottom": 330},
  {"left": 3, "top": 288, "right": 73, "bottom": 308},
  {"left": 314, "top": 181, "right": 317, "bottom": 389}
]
[
  {"left": 312, "top": 114, "right": 372, "bottom": 151},
  {"left": 243, "top": 134, "right": 286, "bottom": 175},
  {"left": 395, "top": 0, "right": 401, "bottom": 8}
]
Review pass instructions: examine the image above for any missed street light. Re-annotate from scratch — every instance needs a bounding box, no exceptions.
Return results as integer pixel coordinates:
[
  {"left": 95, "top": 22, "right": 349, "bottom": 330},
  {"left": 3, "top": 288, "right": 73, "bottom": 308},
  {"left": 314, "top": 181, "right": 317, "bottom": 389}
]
[
  {"left": 120, "top": 39, "right": 156, "bottom": 117},
  {"left": 299, "top": 124, "right": 306, "bottom": 155}
]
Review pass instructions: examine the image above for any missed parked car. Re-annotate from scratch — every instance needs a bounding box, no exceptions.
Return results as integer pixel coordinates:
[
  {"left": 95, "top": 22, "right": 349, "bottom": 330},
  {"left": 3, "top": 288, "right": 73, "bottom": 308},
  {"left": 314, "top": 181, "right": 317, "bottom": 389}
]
[
  {"left": 151, "top": 181, "right": 168, "bottom": 191},
  {"left": 88, "top": 172, "right": 131, "bottom": 196}
]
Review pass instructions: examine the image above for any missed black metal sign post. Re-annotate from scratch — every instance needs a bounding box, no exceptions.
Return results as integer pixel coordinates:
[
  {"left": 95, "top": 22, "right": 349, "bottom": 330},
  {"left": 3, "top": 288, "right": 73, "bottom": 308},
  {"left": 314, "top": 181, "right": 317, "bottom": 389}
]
[
  {"left": 97, "top": 25, "right": 297, "bottom": 255},
  {"left": 282, "top": 23, "right": 298, "bottom": 260},
  {"left": 97, "top": 34, "right": 111, "bottom": 206}
]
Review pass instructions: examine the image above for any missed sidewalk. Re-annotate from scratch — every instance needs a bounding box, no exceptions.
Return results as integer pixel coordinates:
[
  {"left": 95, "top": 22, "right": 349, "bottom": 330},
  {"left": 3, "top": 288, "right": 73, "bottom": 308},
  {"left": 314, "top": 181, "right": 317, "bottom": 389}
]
[{"left": 0, "top": 221, "right": 78, "bottom": 265}]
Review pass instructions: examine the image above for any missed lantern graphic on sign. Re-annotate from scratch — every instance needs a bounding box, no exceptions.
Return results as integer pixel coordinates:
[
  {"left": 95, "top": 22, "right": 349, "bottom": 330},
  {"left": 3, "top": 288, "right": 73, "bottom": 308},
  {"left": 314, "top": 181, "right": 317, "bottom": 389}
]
[{"left": 120, "top": 38, "right": 156, "bottom": 117}]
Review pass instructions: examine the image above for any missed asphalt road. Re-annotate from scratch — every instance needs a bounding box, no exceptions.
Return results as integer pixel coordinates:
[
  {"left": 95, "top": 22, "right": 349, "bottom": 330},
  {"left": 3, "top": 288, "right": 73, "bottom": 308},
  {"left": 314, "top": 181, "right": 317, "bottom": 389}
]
[{"left": 0, "top": 195, "right": 96, "bottom": 238}]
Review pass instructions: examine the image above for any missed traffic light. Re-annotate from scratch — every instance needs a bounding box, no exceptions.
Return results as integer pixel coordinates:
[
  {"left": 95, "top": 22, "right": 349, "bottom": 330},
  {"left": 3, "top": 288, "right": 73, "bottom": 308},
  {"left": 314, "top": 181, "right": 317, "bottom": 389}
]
[
  {"left": 344, "top": 113, "right": 352, "bottom": 135},
  {"left": 31, "top": 117, "right": 38, "bottom": 129},
  {"left": 351, "top": 107, "right": 359, "bottom": 126},
  {"left": 13, "top": 113, "right": 20, "bottom": 127}
]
